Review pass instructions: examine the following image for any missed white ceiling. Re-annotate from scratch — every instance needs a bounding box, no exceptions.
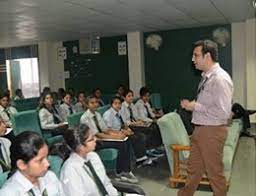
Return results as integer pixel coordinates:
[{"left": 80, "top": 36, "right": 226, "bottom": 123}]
[{"left": 0, "top": 0, "right": 255, "bottom": 47}]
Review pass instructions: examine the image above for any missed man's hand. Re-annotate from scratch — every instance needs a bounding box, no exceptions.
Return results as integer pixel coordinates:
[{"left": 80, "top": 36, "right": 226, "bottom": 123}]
[{"left": 181, "top": 99, "right": 196, "bottom": 111}]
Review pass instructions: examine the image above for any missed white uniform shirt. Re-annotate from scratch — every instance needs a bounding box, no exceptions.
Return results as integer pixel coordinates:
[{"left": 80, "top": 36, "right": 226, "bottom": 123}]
[
  {"left": 59, "top": 103, "right": 75, "bottom": 122},
  {"left": 103, "top": 108, "right": 122, "bottom": 131},
  {"left": 0, "top": 105, "right": 17, "bottom": 127},
  {"left": 80, "top": 109, "right": 108, "bottom": 135},
  {"left": 74, "top": 102, "right": 85, "bottom": 113},
  {"left": 0, "top": 137, "right": 11, "bottom": 173},
  {"left": 135, "top": 99, "right": 155, "bottom": 123},
  {"left": 120, "top": 102, "right": 139, "bottom": 125},
  {"left": 0, "top": 170, "right": 65, "bottom": 196},
  {"left": 38, "top": 108, "right": 60, "bottom": 130},
  {"left": 60, "top": 152, "right": 118, "bottom": 196}
]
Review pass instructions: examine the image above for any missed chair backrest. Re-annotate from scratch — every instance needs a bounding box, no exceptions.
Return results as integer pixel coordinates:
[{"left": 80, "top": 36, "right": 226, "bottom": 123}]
[
  {"left": 150, "top": 93, "right": 162, "bottom": 109},
  {"left": 0, "top": 171, "right": 9, "bottom": 188},
  {"left": 96, "top": 104, "right": 111, "bottom": 116},
  {"left": 67, "top": 111, "right": 84, "bottom": 128},
  {"left": 11, "top": 109, "right": 43, "bottom": 136},
  {"left": 157, "top": 112, "right": 190, "bottom": 174},
  {"left": 12, "top": 97, "right": 40, "bottom": 112},
  {"left": 48, "top": 155, "right": 64, "bottom": 178},
  {"left": 97, "top": 148, "right": 118, "bottom": 172}
]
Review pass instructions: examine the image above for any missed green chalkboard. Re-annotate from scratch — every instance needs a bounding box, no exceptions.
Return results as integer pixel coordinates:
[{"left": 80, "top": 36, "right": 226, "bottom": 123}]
[
  {"left": 63, "top": 35, "right": 129, "bottom": 94},
  {"left": 144, "top": 24, "right": 232, "bottom": 111}
]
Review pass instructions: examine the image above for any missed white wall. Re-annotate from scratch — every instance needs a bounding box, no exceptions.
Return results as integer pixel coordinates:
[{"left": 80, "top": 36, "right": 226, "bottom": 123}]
[
  {"left": 232, "top": 18, "right": 256, "bottom": 122},
  {"left": 127, "top": 31, "right": 145, "bottom": 97},
  {"left": 38, "top": 41, "right": 65, "bottom": 92},
  {"left": 246, "top": 18, "right": 256, "bottom": 122}
]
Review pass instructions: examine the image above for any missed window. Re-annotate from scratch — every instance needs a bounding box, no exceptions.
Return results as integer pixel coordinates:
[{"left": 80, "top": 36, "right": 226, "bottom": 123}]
[{"left": 6, "top": 58, "right": 39, "bottom": 98}]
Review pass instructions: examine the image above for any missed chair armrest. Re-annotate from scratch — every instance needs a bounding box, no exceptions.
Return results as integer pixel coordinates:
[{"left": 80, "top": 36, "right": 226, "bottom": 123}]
[
  {"left": 170, "top": 144, "right": 191, "bottom": 151},
  {"left": 111, "top": 180, "right": 145, "bottom": 195}
]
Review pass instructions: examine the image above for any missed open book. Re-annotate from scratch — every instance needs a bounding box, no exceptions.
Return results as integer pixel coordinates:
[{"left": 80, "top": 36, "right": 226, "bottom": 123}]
[{"left": 97, "top": 136, "right": 128, "bottom": 142}]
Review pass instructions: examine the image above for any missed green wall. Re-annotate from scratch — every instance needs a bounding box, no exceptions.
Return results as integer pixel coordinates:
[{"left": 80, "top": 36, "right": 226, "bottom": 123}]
[
  {"left": 144, "top": 24, "right": 231, "bottom": 111},
  {"left": 63, "top": 35, "right": 129, "bottom": 94}
]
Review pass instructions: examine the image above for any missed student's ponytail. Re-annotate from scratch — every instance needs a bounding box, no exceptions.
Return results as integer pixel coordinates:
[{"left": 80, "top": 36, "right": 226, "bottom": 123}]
[{"left": 49, "top": 124, "right": 90, "bottom": 161}]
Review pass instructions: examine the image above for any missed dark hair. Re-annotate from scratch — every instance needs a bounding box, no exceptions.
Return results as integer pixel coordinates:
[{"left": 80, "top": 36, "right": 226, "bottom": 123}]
[
  {"left": 193, "top": 40, "right": 218, "bottom": 62},
  {"left": 86, "top": 95, "right": 97, "bottom": 104},
  {"left": 139, "top": 87, "right": 150, "bottom": 97},
  {"left": 124, "top": 89, "right": 134, "bottom": 97},
  {"left": 92, "top": 88, "right": 101, "bottom": 95},
  {"left": 15, "top": 89, "right": 22, "bottom": 96},
  {"left": 42, "top": 87, "right": 51, "bottom": 94},
  {"left": 0, "top": 92, "right": 10, "bottom": 101},
  {"left": 62, "top": 91, "right": 72, "bottom": 99},
  {"left": 110, "top": 96, "right": 122, "bottom": 105},
  {"left": 77, "top": 91, "right": 85, "bottom": 99},
  {"left": 50, "top": 125, "right": 90, "bottom": 160},
  {"left": 39, "top": 92, "right": 52, "bottom": 109},
  {"left": 9, "top": 131, "right": 46, "bottom": 175}
]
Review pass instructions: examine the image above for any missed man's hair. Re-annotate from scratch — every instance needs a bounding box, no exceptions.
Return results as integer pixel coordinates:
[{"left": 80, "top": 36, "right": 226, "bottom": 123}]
[{"left": 193, "top": 40, "right": 218, "bottom": 62}]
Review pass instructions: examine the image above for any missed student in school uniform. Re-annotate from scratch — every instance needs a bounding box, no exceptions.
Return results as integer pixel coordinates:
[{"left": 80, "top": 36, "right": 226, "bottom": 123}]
[
  {"left": 120, "top": 89, "right": 163, "bottom": 157},
  {"left": 103, "top": 96, "right": 155, "bottom": 167},
  {"left": 74, "top": 91, "right": 87, "bottom": 113},
  {"left": 135, "top": 87, "right": 163, "bottom": 153},
  {"left": 115, "top": 85, "right": 126, "bottom": 101},
  {"left": 67, "top": 87, "right": 77, "bottom": 105},
  {"left": 14, "top": 89, "right": 25, "bottom": 100},
  {"left": 0, "top": 117, "right": 11, "bottom": 172},
  {"left": 135, "top": 87, "right": 158, "bottom": 123},
  {"left": 38, "top": 92, "right": 67, "bottom": 136},
  {"left": 92, "top": 88, "right": 105, "bottom": 107},
  {"left": 60, "top": 124, "right": 119, "bottom": 196},
  {"left": 59, "top": 92, "right": 75, "bottom": 121},
  {"left": 0, "top": 131, "right": 65, "bottom": 196},
  {"left": 80, "top": 95, "right": 138, "bottom": 183},
  {"left": 0, "top": 93, "right": 18, "bottom": 128}
]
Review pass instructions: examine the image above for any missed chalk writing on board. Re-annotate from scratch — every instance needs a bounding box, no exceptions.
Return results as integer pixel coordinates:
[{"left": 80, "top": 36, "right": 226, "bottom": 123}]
[{"left": 68, "top": 58, "right": 92, "bottom": 79}]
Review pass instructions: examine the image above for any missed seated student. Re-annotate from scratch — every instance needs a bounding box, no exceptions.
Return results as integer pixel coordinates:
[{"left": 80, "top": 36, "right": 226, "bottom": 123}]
[
  {"left": 60, "top": 124, "right": 118, "bottom": 196},
  {"left": 57, "top": 88, "right": 66, "bottom": 104},
  {"left": 0, "top": 93, "right": 17, "bottom": 127},
  {"left": 0, "top": 131, "right": 65, "bottom": 195},
  {"left": 38, "top": 92, "right": 67, "bottom": 136},
  {"left": 0, "top": 117, "right": 11, "bottom": 172},
  {"left": 92, "top": 88, "right": 105, "bottom": 107},
  {"left": 67, "top": 87, "right": 77, "bottom": 104},
  {"left": 59, "top": 92, "right": 75, "bottom": 121},
  {"left": 115, "top": 85, "right": 126, "bottom": 101},
  {"left": 80, "top": 95, "right": 138, "bottom": 183},
  {"left": 103, "top": 96, "right": 155, "bottom": 167},
  {"left": 74, "top": 91, "right": 87, "bottom": 113},
  {"left": 135, "top": 87, "right": 163, "bottom": 122},
  {"left": 14, "top": 89, "right": 25, "bottom": 100},
  {"left": 120, "top": 89, "right": 163, "bottom": 156}
]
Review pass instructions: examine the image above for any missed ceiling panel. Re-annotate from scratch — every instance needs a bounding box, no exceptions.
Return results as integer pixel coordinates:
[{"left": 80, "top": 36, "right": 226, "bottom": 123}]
[{"left": 0, "top": 0, "right": 255, "bottom": 47}]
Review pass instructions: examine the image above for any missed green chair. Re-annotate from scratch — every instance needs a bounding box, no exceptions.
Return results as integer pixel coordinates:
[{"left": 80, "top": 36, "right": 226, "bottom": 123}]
[
  {"left": 0, "top": 171, "right": 9, "bottom": 188},
  {"left": 150, "top": 93, "right": 162, "bottom": 110},
  {"left": 48, "top": 155, "right": 64, "bottom": 178},
  {"left": 97, "top": 148, "right": 118, "bottom": 172},
  {"left": 157, "top": 112, "right": 243, "bottom": 187},
  {"left": 11, "top": 110, "right": 63, "bottom": 146},
  {"left": 96, "top": 104, "right": 111, "bottom": 116},
  {"left": 12, "top": 97, "right": 40, "bottom": 112},
  {"left": 67, "top": 111, "right": 84, "bottom": 128}
]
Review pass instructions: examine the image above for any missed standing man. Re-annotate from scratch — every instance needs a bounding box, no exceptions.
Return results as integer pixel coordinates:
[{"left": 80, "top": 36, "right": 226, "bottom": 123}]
[{"left": 178, "top": 40, "right": 233, "bottom": 196}]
